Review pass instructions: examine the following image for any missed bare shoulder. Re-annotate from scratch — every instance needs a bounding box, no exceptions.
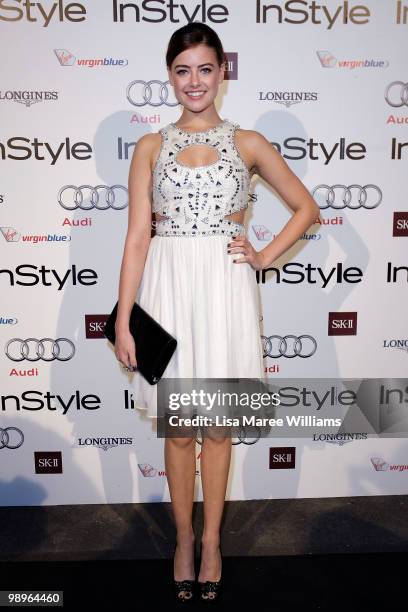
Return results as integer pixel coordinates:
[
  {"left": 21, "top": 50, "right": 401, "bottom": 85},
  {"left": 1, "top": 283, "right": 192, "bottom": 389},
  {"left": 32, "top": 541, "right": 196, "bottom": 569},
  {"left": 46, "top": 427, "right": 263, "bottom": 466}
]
[
  {"left": 133, "top": 131, "right": 163, "bottom": 173},
  {"left": 234, "top": 127, "right": 273, "bottom": 174}
]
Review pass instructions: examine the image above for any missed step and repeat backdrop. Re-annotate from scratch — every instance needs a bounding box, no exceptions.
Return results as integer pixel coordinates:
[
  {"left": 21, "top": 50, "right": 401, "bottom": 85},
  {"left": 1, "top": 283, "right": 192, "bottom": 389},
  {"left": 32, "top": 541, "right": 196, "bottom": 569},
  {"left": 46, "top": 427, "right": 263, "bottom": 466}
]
[{"left": 1, "top": 1, "right": 407, "bottom": 506}]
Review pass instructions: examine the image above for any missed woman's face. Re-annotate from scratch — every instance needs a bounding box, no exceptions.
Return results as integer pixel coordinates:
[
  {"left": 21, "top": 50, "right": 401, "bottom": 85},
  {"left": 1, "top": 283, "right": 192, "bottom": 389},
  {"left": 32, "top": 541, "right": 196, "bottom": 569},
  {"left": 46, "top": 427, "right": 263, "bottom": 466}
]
[{"left": 168, "top": 44, "right": 225, "bottom": 111}]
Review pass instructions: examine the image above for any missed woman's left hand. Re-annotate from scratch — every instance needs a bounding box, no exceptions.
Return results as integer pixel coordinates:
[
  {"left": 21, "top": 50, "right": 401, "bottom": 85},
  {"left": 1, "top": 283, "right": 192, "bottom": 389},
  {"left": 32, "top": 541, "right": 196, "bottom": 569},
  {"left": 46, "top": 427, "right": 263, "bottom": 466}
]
[{"left": 227, "top": 236, "right": 265, "bottom": 271}]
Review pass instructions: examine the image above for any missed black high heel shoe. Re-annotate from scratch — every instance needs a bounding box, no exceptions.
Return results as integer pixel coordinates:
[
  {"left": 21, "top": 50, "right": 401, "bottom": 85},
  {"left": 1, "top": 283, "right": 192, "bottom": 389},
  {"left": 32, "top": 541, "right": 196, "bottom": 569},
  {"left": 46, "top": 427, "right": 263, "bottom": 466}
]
[
  {"left": 173, "top": 543, "right": 196, "bottom": 604},
  {"left": 198, "top": 544, "right": 223, "bottom": 603}
]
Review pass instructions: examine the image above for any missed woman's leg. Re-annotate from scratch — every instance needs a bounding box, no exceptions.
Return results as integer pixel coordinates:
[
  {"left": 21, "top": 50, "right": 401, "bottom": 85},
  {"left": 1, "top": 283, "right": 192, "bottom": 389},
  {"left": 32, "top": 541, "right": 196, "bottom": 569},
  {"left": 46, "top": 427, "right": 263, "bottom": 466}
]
[
  {"left": 198, "top": 432, "right": 232, "bottom": 582},
  {"left": 164, "top": 435, "right": 197, "bottom": 583}
]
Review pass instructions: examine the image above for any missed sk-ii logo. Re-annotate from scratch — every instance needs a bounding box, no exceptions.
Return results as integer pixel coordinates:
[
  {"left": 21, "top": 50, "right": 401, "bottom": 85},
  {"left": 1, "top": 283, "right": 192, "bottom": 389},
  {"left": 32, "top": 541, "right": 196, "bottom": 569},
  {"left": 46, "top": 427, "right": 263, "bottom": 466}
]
[
  {"left": 393, "top": 212, "right": 408, "bottom": 236},
  {"left": 34, "top": 451, "right": 63, "bottom": 474},
  {"left": 269, "top": 447, "right": 296, "bottom": 469},
  {"left": 328, "top": 312, "right": 357, "bottom": 336},
  {"left": 85, "top": 315, "right": 109, "bottom": 339}
]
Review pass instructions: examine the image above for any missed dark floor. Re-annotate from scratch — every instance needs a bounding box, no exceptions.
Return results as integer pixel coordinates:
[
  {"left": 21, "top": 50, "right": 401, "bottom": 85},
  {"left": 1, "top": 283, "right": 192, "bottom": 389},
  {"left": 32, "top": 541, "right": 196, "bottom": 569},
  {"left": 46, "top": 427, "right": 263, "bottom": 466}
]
[
  {"left": 0, "top": 552, "right": 404, "bottom": 610},
  {"left": 1, "top": 496, "right": 407, "bottom": 609},
  {"left": 0, "top": 496, "right": 407, "bottom": 561}
]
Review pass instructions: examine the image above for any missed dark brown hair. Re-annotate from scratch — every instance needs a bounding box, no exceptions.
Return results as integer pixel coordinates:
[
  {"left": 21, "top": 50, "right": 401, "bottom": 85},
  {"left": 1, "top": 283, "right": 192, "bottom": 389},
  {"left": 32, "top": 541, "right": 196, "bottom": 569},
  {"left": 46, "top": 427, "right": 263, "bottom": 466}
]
[{"left": 166, "top": 22, "right": 226, "bottom": 69}]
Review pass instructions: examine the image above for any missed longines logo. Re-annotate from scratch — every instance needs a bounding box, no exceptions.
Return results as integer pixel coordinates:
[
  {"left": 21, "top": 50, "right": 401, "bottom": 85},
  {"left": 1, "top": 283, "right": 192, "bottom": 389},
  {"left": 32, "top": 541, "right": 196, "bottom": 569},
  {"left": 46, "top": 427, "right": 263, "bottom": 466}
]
[
  {"left": 269, "top": 447, "right": 296, "bottom": 469},
  {"left": 0, "top": 265, "right": 98, "bottom": 289},
  {"left": 383, "top": 338, "right": 408, "bottom": 353},
  {"left": 0, "top": 90, "right": 58, "bottom": 107},
  {"left": 35, "top": 451, "right": 62, "bottom": 474},
  {"left": 328, "top": 312, "right": 357, "bottom": 336},
  {"left": 312, "top": 432, "right": 368, "bottom": 445},
  {"left": 258, "top": 90, "right": 318, "bottom": 108},
  {"left": 76, "top": 436, "right": 134, "bottom": 451}
]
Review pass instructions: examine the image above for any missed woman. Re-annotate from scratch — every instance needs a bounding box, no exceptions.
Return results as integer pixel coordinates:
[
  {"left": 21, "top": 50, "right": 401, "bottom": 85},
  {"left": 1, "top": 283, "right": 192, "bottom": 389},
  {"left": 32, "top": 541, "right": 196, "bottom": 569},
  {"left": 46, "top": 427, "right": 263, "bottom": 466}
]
[{"left": 114, "top": 22, "right": 319, "bottom": 603}]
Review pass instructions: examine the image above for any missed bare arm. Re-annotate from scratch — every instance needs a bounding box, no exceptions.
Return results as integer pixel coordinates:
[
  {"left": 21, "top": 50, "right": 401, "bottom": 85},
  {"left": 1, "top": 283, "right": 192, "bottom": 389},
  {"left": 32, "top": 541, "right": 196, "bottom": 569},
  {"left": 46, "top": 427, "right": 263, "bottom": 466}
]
[
  {"left": 249, "top": 131, "right": 320, "bottom": 268},
  {"left": 114, "top": 133, "right": 156, "bottom": 367}
]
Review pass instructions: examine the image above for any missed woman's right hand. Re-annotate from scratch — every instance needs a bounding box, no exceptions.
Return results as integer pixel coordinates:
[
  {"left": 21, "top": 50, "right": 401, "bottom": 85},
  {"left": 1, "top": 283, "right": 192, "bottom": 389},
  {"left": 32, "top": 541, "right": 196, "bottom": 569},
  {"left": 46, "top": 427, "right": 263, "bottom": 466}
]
[{"left": 114, "top": 329, "right": 137, "bottom": 372}]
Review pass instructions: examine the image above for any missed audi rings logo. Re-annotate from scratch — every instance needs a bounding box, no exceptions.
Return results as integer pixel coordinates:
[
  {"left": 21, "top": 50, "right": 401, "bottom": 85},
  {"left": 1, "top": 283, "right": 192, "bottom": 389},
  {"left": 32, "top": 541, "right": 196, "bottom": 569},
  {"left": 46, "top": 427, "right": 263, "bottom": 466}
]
[
  {"left": 262, "top": 335, "right": 317, "bottom": 358},
  {"left": 196, "top": 426, "right": 261, "bottom": 445},
  {"left": 311, "top": 185, "right": 382, "bottom": 210},
  {"left": 1, "top": 427, "right": 24, "bottom": 450},
  {"left": 385, "top": 82, "right": 408, "bottom": 107},
  {"left": 5, "top": 338, "right": 76, "bottom": 362},
  {"left": 126, "top": 80, "right": 178, "bottom": 107},
  {"left": 58, "top": 185, "right": 128, "bottom": 210}
]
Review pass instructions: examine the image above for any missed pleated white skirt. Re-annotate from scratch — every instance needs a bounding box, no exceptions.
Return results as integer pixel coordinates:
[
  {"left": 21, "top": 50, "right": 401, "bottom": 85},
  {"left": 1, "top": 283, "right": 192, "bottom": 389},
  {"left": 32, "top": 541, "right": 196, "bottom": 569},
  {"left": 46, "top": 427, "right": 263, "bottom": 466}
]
[{"left": 131, "top": 233, "right": 265, "bottom": 418}]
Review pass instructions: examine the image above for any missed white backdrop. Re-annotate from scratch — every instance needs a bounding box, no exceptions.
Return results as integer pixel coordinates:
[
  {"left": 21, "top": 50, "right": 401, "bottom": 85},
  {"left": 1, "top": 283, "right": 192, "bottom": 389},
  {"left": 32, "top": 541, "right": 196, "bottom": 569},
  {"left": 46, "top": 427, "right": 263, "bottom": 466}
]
[{"left": 1, "top": 1, "right": 407, "bottom": 506}]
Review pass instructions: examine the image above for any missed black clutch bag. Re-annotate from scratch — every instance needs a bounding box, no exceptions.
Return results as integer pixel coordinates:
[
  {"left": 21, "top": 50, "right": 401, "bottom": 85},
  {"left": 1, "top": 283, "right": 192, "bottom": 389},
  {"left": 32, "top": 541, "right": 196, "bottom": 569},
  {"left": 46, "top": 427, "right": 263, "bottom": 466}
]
[{"left": 103, "top": 301, "right": 177, "bottom": 385}]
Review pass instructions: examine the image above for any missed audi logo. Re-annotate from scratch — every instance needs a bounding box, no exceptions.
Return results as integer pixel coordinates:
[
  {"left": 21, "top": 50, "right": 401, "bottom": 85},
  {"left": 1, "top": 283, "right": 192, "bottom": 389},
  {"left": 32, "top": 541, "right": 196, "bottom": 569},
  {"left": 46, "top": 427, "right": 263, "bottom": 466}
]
[
  {"left": 5, "top": 338, "right": 75, "bottom": 362},
  {"left": 262, "top": 335, "right": 317, "bottom": 358},
  {"left": 58, "top": 185, "right": 128, "bottom": 210},
  {"left": 385, "top": 81, "right": 408, "bottom": 107},
  {"left": 126, "top": 80, "right": 178, "bottom": 107},
  {"left": 311, "top": 185, "right": 382, "bottom": 210},
  {"left": 1, "top": 427, "right": 24, "bottom": 449},
  {"left": 196, "top": 426, "right": 261, "bottom": 445}
]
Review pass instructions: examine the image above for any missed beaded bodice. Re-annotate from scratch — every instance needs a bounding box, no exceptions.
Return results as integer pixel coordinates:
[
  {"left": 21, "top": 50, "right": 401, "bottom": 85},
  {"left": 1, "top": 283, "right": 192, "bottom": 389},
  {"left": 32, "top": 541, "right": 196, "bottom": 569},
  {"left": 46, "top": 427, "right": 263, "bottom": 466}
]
[{"left": 152, "top": 119, "right": 252, "bottom": 237}]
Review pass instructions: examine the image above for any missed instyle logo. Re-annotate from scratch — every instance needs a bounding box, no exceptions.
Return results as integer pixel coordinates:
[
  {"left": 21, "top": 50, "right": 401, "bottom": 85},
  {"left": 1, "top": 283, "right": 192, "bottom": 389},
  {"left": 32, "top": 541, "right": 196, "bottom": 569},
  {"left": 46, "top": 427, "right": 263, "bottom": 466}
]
[
  {"left": 271, "top": 137, "right": 366, "bottom": 164},
  {"left": 328, "top": 312, "right": 357, "bottom": 336},
  {"left": 257, "top": 2, "right": 371, "bottom": 28},
  {"left": 85, "top": 314, "right": 109, "bottom": 339},
  {"left": 34, "top": 451, "right": 62, "bottom": 474},
  {"left": 256, "top": 262, "right": 363, "bottom": 287},
  {"left": 0, "top": 89, "right": 59, "bottom": 107},
  {"left": 269, "top": 447, "right": 296, "bottom": 469},
  {"left": 386, "top": 262, "right": 408, "bottom": 283},
  {"left": 393, "top": 212, "right": 408, "bottom": 236},
  {"left": 0, "top": 0, "right": 86, "bottom": 26},
  {"left": 0, "top": 137, "right": 92, "bottom": 164},
  {"left": 112, "top": 0, "right": 229, "bottom": 23},
  {"left": 0, "top": 265, "right": 98, "bottom": 290},
  {"left": 1, "top": 391, "right": 101, "bottom": 414},
  {"left": 54, "top": 49, "right": 128, "bottom": 68},
  {"left": 317, "top": 50, "right": 389, "bottom": 69}
]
